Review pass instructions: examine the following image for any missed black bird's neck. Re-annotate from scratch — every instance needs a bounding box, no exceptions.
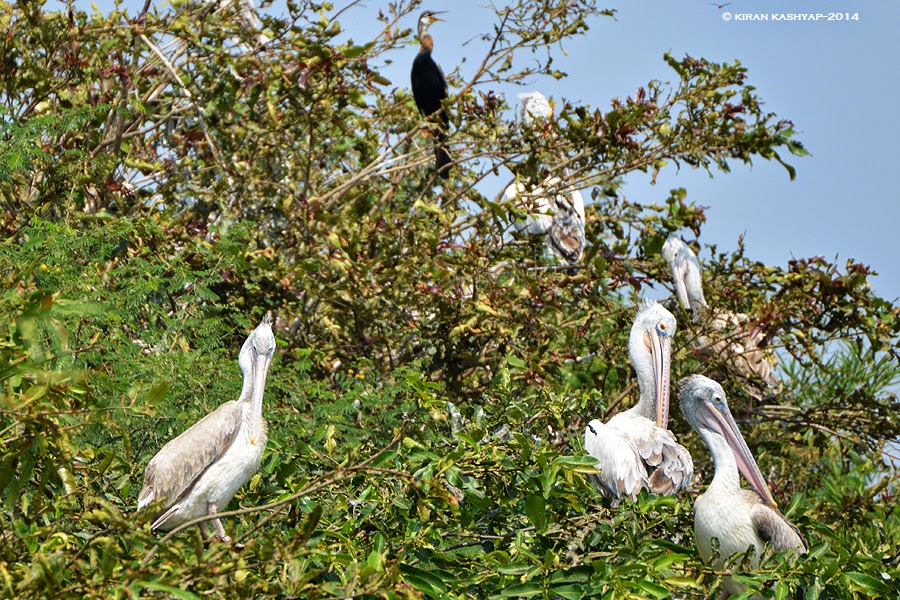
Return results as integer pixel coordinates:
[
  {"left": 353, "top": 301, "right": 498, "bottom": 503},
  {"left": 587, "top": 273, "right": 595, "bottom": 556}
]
[{"left": 418, "top": 33, "right": 434, "bottom": 54}]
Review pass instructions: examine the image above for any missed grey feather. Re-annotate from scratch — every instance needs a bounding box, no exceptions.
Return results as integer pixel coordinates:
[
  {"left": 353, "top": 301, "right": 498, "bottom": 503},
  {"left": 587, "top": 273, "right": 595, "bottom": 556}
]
[
  {"left": 138, "top": 400, "right": 243, "bottom": 527},
  {"left": 743, "top": 490, "right": 806, "bottom": 552}
]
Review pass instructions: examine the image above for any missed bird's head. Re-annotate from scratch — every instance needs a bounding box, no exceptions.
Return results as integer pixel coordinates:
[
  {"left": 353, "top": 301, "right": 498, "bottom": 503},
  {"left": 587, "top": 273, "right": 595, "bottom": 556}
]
[
  {"left": 661, "top": 234, "right": 687, "bottom": 266},
  {"left": 238, "top": 314, "right": 276, "bottom": 402},
  {"left": 677, "top": 374, "right": 778, "bottom": 507},
  {"left": 418, "top": 10, "right": 446, "bottom": 38},
  {"left": 629, "top": 301, "right": 677, "bottom": 427}
]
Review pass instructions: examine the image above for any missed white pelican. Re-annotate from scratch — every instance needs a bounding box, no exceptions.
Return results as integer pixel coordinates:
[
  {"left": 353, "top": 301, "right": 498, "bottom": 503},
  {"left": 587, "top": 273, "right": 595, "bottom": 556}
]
[
  {"left": 678, "top": 374, "right": 805, "bottom": 596},
  {"left": 518, "top": 90, "right": 554, "bottom": 125},
  {"left": 662, "top": 235, "right": 779, "bottom": 390},
  {"left": 505, "top": 176, "right": 585, "bottom": 265},
  {"left": 584, "top": 302, "right": 693, "bottom": 503},
  {"left": 138, "top": 315, "right": 276, "bottom": 542}
]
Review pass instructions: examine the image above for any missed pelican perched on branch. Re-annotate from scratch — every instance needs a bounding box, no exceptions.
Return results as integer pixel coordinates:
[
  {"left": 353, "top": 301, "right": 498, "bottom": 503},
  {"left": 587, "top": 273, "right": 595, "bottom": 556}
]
[
  {"left": 679, "top": 374, "right": 804, "bottom": 596},
  {"left": 411, "top": 10, "right": 452, "bottom": 179},
  {"left": 584, "top": 302, "right": 693, "bottom": 504},
  {"left": 138, "top": 315, "right": 276, "bottom": 542},
  {"left": 518, "top": 90, "right": 554, "bottom": 125},
  {"left": 662, "top": 235, "right": 779, "bottom": 391},
  {"left": 505, "top": 176, "right": 585, "bottom": 265},
  {"left": 505, "top": 91, "right": 586, "bottom": 265}
]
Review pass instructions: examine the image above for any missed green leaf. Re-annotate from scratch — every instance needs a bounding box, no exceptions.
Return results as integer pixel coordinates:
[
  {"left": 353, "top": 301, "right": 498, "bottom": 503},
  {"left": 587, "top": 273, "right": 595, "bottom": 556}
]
[
  {"left": 524, "top": 493, "right": 547, "bottom": 533},
  {"left": 501, "top": 583, "right": 543, "bottom": 597},
  {"left": 844, "top": 572, "right": 891, "bottom": 595}
]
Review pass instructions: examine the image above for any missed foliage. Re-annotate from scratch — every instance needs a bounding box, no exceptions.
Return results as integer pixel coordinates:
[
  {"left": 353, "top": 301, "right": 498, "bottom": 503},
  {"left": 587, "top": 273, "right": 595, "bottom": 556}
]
[{"left": 0, "top": 0, "right": 897, "bottom": 598}]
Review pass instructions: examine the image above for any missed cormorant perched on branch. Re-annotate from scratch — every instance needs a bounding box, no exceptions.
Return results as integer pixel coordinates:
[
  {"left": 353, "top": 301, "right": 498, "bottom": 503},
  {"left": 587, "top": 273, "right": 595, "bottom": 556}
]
[{"left": 411, "top": 10, "right": 452, "bottom": 179}]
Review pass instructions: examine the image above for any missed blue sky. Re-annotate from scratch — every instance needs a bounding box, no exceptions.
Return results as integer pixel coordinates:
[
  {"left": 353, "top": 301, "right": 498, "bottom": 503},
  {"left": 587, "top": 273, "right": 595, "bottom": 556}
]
[{"left": 69, "top": 0, "right": 899, "bottom": 300}]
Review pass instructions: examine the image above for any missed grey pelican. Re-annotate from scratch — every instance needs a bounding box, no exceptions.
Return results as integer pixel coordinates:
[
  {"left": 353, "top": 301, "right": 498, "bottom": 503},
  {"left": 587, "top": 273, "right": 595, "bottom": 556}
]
[
  {"left": 678, "top": 374, "right": 805, "bottom": 596},
  {"left": 518, "top": 90, "right": 554, "bottom": 125},
  {"left": 662, "top": 235, "right": 779, "bottom": 390},
  {"left": 411, "top": 10, "right": 452, "bottom": 179},
  {"left": 138, "top": 315, "right": 276, "bottom": 542},
  {"left": 584, "top": 302, "right": 693, "bottom": 503}
]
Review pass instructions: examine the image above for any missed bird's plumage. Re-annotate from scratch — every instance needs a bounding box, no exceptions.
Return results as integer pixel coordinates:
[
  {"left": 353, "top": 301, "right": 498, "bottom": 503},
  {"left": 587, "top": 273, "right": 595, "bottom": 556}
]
[
  {"left": 679, "top": 374, "right": 804, "bottom": 596},
  {"left": 663, "top": 235, "right": 779, "bottom": 390},
  {"left": 518, "top": 91, "right": 553, "bottom": 125},
  {"left": 411, "top": 11, "right": 452, "bottom": 178},
  {"left": 138, "top": 316, "right": 275, "bottom": 540},
  {"left": 547, "top": 187, "right": 585, "bottom": 265},
  {"left": 505, "top": 176, "right": 585, "bottom": 265},
  {"left": 585, "top": 302, "right": 693, "bottom": 503}
]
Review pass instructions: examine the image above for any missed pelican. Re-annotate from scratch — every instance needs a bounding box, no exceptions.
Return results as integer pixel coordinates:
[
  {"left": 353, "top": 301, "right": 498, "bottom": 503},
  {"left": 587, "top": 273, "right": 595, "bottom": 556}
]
[
  {"left": 547, "top": 180, "right": 585, "bottom": 265},
  {"left": 411, "top": 10, "right": 452, "bottom": 178},
  {"left": 138, "top": 315, "right": 276, "bottom": 542},
  {"left": 678, "top": 374, "right": 805, "bottom": 596},
  {"left": 505, "top": 175, "right": 585, "bottom": 265},
  {"left": 518, "top": 90, "right": 554, "bottom": 125},
  {"left": 584, "top": 302, "right": 693, "bottom": 503},
  {"left": 662, "top": 235, "right": 778, "bottom": 390}
]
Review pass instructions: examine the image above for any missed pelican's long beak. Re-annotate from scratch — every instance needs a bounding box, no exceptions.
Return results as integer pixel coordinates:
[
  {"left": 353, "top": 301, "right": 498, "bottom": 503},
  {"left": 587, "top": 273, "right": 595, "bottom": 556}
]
[
  {"left": 248, "top": 349, "right": 273, "bottom": 445},
  {"left": 649, "top": 329, "right": 672, "bottom": 429},
  {"left": 698, "top": 399, "right": 778, "bottom": 507}
]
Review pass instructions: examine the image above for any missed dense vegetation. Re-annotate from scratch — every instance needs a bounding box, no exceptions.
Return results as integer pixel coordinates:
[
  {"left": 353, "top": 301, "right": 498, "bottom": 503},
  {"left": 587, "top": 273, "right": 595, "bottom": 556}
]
[{"left": 1, "top": 1, "right": 898, "bottom": 597}]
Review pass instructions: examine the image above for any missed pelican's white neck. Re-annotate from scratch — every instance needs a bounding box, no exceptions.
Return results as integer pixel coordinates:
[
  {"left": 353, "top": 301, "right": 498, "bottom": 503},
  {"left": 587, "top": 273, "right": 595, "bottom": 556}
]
[{"left": 702, "top": 428, "right": 741, "bottom": 493}]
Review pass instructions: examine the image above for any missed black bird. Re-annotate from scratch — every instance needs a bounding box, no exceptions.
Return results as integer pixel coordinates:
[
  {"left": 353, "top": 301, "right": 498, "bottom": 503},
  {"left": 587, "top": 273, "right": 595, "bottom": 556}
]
[{"left": 411, "top": 10, "right": 452, "bottom": 179}]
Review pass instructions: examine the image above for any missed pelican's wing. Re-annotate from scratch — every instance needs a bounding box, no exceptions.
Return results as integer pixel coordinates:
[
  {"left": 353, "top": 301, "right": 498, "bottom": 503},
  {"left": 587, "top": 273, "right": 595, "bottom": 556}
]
[
  {"left": 138, "top": 400, "right": 243, "bottom": 522},
  {"left": 584, "top": 417, "right": 649, "bottom": 501},
  {"left": 547, "top": 191, "right": 585, "bottom": 265},
  {"left": 630, "top": 422, "right": 694, "bottom": 496},
  {"left": 743, "top": 490, "right": 806, "bottom": 552},
  {"left": 506, "top": 181, "right": 553, "bottom": 235},
  {"left": 709, "top": 310, "right": 780, "bottom": 389}
]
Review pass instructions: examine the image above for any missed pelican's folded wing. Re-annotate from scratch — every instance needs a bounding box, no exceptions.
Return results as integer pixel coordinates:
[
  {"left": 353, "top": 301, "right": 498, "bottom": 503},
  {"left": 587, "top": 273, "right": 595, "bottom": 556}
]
[
  {"left": 744, "top": 490, "right": 806, "bottom": 553},
  {"left": 138, "top": 400, "right": 244, "bottom": 522},
  {"left": 584, "top": 418, "right": 649, "bottom": 502},
  {"left": 630, "top": 423, "right": 694, "bottom": 496}
]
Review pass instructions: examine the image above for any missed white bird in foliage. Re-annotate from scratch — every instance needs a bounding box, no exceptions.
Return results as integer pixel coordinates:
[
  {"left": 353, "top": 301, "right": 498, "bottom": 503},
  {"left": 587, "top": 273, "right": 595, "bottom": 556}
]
[
  {"left": 584, "top": 302, "right": 693, "bottom": 504},
  {"left": 505, "top": 90, "right": 586, "bottom": 265},
  {"left": 505, "top": 175, "right": 585, "bottom": 265},
  {"left": 518, "top": 90, "right": 554, "bottom": 125},
  {"left": 138, "top": 315, "right": 275, "bottom": 542},
  {"left": 678, "top": 375, "right": 805, "bottom": 596},
  {"left": 215, "top": 0, "right": 269, "bottom": 47},
  {"left": 662, "top": 235, "right": 779, "bottom": 391}
]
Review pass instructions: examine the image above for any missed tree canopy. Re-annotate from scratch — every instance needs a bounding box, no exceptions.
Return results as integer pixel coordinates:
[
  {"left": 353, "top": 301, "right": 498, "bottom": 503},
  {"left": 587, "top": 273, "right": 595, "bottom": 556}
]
[{"left": 0, "top": 0, "right": 898, "bottom": 598}]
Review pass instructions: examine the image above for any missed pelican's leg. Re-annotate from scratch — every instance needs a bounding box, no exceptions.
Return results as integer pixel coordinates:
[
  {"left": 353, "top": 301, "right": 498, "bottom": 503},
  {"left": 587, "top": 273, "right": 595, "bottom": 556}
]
[
  {"left": 207, "top": 502, "right": 231, "bottom": 543},
  {"left": 199, "top": 521, "right": 212, "bottom": 540}
]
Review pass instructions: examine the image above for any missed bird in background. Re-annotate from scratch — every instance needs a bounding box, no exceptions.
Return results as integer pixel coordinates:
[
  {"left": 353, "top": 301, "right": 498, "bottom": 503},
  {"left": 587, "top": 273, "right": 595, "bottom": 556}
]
[
  {"left": 505, "top": 91, "right": 586, "bottom": 265},
  {"left": 584, "top": 302, "right": 693, "bottom": 505},
  {"left": 678, "top": 374, "right": 805, "bottom": 596},
  {"left": 518, "top": 90, "right": 554, "bottom": 125},
  {"left": 411, "top": 10, "right": 452, "bottom": 179},
  {"left": 662, "top": 234, "right": 779, "bottom": 392},
  {"left": 138, "top": 315, "right": 276, "bottom": 542}
]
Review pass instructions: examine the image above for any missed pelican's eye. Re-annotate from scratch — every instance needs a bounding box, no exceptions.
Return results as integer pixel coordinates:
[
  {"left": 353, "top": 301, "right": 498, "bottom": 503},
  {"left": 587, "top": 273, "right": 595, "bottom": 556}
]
[{"left": 656, "top": 321, "right": 670, "bottom": 336}]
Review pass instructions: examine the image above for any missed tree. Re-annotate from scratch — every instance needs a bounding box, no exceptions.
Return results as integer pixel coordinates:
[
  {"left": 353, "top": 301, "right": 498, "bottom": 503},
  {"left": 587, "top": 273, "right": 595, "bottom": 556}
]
[{"left": 0, "top": 0, "right": 897, "bottom": 597}]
